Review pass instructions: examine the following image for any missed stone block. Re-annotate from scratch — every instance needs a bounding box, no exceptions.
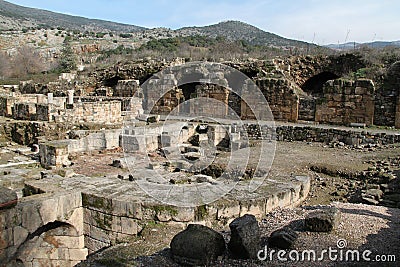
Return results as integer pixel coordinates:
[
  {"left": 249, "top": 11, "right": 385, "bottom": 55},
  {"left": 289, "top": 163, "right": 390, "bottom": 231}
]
[
  {"left": 120, "top": 217, "right": 139, "bottom": 235},
  {"left": 53, "top": 235, "right": 85, "bottom": 249},
  {"left": 170, "top": 224, "right": 225, "bottom": 266},
  {"left": 22, "top": 204, "right": 42, "bottom": 233},
  {"left": 305, "top": 206, "right": 341, "bottom": 232},
  {"left": 172, "top": 207, "right": 195, "bottom": 222},
  {"left": 88, "top": 225, "right": 110, "bottom": 244},
  {"left": 13, "top": 226, "right": 29, "bottom": 248},
  {"left": 0, "top": 228, "right": 13, "bottom": 249},
  {"left": 268, "top": 228, "right": 298, "bottom": 249},
  {"left": 69, "top": 248, "right": 88, "bottom": 261},
  {"left": 216, "top": 202, "right": 240, "bottom": 220},
  {"left": 228, "top": 214, "right": 261, "bottom": 259},
  {"left": 39, "top": 198, "right": 58, "bottom": 225}
]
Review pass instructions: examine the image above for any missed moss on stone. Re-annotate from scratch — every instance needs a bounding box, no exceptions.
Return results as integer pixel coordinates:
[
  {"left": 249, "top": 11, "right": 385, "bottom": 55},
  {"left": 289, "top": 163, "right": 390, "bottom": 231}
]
[
  {"left": 152, "top": 205, "right": 178, "bottom": 217},
  {"left": 82, "top": 194, "right": 112, "bottom": 212},
  {"left": 195, "top": 205, "right": 208, "bottom": 220}
]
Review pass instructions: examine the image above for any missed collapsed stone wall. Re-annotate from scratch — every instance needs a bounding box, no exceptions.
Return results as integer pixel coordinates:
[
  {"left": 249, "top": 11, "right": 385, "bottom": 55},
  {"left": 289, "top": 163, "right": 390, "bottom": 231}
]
[{"left": 315, "top": 79, "right": 375, "bottom": 126}]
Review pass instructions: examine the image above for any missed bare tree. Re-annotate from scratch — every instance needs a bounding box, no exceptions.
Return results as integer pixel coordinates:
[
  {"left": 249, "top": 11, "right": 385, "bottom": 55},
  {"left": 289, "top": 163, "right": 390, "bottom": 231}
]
[
  {"left": 0, "top": 52, "right": 12, "bottom": 78},
  {"left": 11, "top": 46, "right": 43, "bottom": 77}
]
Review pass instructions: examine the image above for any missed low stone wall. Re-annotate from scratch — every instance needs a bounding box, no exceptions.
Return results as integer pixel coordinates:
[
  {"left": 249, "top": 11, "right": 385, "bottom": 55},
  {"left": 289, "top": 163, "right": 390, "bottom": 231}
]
[
  {"left": 242, "top": 123, "right": 400, "bottom": 146},
  {"left": 66, "top": 175, "right": 310, "bottom": 253},
  {"left": 39, "top": 129, "right": 121, "bottom": 168},
  {"left": 275, "top": 125, "right": 400, "bottom": 145}
]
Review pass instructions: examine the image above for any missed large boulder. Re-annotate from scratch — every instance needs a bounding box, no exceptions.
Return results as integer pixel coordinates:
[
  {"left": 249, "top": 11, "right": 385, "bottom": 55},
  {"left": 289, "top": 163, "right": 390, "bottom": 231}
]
[
  {"left": 170, "top": 224, "right": 226, "bottom": 266},
  {"left": 228, "top": 214, "right": 260, "bottom": 259},
  {"left": 305, "top": 206, "right": 341, "bottom": 232},
  {"left": 268, "top": 228, "right": 298, "bottom": 249},
  {"left": 0, "top": 186, "right": 18, "bottom": 210}
]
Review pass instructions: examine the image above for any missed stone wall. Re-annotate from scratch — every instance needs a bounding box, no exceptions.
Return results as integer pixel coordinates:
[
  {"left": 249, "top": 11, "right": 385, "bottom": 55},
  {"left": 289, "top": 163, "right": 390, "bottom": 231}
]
[
  {"left": 241, "top": 123, "right": 400, "bottom": 145},
  {"left": 194, "top": 84, "right": 230, "bottom": 117},
  {"left": 298, "top": 96, "right": 316, "bottom": 121},
  {"left": 76, "top": 176, "right": 310, "bottom": 253},
  {"left": 255, "top": 78, "right": 299, "bottom": 122},
  {"left": 113, "top": 79, "right": 140, "bottom": 97},
  {"left": 374, "top": 62, "right": 400, "bottom": 127},
  {"left": 51, "top": 101, "right": 122, "bottom": 124},
  {"left": 315, "top": 79, "right": 375, "bottom": 126}
]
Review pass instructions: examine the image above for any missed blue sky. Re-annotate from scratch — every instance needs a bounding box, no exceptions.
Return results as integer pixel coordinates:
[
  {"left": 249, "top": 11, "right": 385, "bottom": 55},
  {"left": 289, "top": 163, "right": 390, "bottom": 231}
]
[{"left": 7, "top": 0, "right": 400, "bottom": 45}]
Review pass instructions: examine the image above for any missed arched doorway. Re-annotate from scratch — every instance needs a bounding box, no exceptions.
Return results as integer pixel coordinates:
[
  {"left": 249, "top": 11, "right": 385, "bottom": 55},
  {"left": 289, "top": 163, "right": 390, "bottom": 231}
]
[
  {"left": 299, "top": 71, "right": 340, "bottom": 121},
  {"left": 13, "top": 221, "right": 87, "bottom": 266},
  {"left": 301, "top": 71, "right": 340, "bottom": 96}
]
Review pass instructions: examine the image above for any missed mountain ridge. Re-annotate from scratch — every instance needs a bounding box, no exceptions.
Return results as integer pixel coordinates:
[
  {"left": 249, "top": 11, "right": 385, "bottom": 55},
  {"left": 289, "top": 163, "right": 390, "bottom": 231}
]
[
  {"left": 325, "top": 40, "right": 400, "bottom": 50},
  {"left": 0, "top": 0, "right": 315, "bottom": 49},
  {"left": 0, "top": 0, "right": 146, "bottom": 32}
]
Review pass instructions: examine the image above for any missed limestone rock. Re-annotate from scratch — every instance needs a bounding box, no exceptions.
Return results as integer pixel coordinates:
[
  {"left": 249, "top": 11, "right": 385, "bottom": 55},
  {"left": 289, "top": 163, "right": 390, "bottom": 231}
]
[
  {"left": 170, "top": 224, "right": 225, "bottom": 266},
  {"left": 268, "top": 228, "right": 298, "bottom": 249},
  {"left": 228, "top": 214, "right": 260, "bottom": 259},
  {"left": 305, "top": 206, "right": 341, "bottom": 232},
  {"left": 0, "top": 186, "right": 18, "bottom": 210}
]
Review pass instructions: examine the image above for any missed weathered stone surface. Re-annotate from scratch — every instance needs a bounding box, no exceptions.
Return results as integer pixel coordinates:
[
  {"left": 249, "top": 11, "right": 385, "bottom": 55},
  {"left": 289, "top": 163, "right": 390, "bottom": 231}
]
[
  {"left": 170, "top": 224, "right": 226, "bottom": 266},
  {"left": 268, "top": 228, "right": 298, "bottom": 249},
  {"left": 0, "top": 186, "right": 17, "bottom": 210},
  {"left": 305, "top": 207, "right": 341, "bottom": 232},
  {"left": 13, "top": 226, "right": 29, "bottom": 248},
  {"left": 228, "top": 214, "right": 260, "bottom": 259}
]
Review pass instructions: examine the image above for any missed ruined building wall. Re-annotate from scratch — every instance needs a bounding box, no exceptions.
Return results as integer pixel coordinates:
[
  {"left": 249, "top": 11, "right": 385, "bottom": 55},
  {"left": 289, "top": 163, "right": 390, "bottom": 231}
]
[
  {"left": 113, "top": 79, "right": 140, "bottom": 97},
  {"left": 254, "top": 78, "right": 299, "bottom": 122},
  {"left": 374, "top": 62, "right": 400, "bottom": 127},
  {"left": 315, "top": 79, "right": 375, "bottom": 126},
  {"left": 194, "top": 84, "right": 230, "bottom": 117},
  {"left": 298, "top": 96, "right": 316, "bottom": 121},
  {"left": 51, "top": 101, "right": 122, "bottom": 124}
]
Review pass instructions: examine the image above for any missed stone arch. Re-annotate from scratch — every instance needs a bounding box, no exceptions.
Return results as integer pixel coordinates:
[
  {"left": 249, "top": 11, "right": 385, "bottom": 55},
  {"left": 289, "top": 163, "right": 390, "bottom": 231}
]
[
  {"left": 298, "top": 71, "right": 340, "bottom": 121},
  {"left": 14, "top": 221, "right": 87, "bottom": 266},
  {"left": 301, "top": 71, "right": 340, "bottom": 96}
]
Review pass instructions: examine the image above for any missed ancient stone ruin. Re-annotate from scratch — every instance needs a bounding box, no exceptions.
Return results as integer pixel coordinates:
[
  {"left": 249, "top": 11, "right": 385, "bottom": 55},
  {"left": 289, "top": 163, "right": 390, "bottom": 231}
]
[{"left": 1, "top": 55, "right": 400, "bottom": 266}]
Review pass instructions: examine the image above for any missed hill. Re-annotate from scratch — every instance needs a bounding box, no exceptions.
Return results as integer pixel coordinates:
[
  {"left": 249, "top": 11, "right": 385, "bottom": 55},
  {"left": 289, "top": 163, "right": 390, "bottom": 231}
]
[
  {"left": 0, "top": 0, "right": 146, "bottom": 32},
  {"left": 326, "top": 41, "right": 400, "bottom": 50},
  {"left": 178, "top": 20, "right": 316, "bottom": 48}
]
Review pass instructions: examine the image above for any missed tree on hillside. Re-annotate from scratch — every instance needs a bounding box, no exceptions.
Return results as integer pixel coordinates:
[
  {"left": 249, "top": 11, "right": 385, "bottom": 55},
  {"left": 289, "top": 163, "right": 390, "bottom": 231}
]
[
  {"left": 58, "top": 38, "right": 77, "bottom": 72},
  {"left": 0, "top": 52, "right": 12, "bottom": 78},
  {"left": 11, "top": 46, "right": 43, "bottom": 77}
]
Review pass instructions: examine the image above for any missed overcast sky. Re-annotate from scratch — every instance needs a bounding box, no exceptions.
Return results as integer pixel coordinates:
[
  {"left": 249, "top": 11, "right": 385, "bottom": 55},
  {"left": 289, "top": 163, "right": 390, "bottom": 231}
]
[{"left": 7, "top": 0, "right": 400, "bottom": 45}]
